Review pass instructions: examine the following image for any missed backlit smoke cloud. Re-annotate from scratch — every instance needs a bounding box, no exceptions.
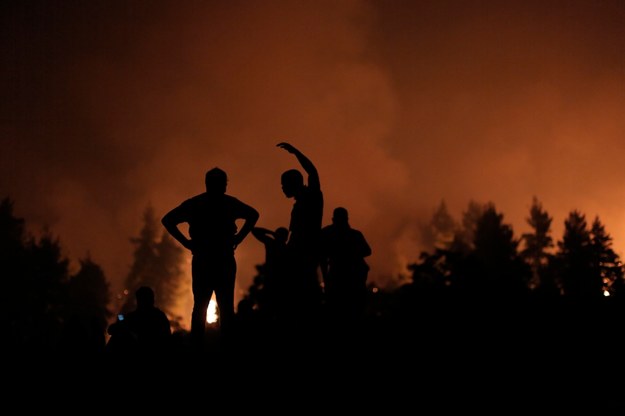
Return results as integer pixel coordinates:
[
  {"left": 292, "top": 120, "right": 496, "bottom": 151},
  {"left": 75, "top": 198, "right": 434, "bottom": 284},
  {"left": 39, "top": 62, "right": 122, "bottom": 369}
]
[{"left": 2, "top": 1, "right": 625, "bottom": 297}]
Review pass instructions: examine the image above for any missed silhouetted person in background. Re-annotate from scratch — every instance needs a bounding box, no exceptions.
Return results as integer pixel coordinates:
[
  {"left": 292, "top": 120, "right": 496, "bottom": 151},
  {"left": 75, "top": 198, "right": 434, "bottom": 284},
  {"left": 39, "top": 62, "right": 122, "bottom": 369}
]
[
  {"left": 251, "top": 226, "right": 289, "bottom": 322},
  {"left": 106, "top": 286, "right": 171, "bottom": 355},
  {"left": 320, "top": 207, "right": 371, "bottom": 324},
  {"left": 162, "top": 167, "right": 259, "bottom": 350},
  {"left": 277, "top": 142, "right": 323, "bottom": 325}
]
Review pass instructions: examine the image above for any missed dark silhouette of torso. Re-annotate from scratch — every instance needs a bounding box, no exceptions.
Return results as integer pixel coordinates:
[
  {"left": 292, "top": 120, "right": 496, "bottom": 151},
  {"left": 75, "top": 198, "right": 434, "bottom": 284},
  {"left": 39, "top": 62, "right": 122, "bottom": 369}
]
[
  {"left": 179, "top": 193, "right": 247, "bottom": 256},
  {"left": 288, "top": 186, "right": 323, "bottom": 252},
  {"left": 123, "top": 307, "right": 171, "bottom": 349}
]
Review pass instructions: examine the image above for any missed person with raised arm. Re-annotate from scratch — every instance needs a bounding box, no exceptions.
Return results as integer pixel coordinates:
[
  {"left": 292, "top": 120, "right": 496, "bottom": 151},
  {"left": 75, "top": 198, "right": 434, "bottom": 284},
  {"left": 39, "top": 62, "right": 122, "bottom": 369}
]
[{"left": 276, "top": 142, "right": 324, "bottom": 324}]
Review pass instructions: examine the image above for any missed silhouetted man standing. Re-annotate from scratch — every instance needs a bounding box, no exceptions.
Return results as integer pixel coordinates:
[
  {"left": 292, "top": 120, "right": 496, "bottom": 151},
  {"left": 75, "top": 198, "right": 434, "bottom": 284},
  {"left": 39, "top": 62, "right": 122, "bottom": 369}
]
[
  {"left": 162, "top": 167, "right": 259, "bottom": 349},
  {"left": 277, "top": 142, "right": 323, "bottom": 323},
  {"left": 320, "top": 207, "right": 371, "bottom": 323}
]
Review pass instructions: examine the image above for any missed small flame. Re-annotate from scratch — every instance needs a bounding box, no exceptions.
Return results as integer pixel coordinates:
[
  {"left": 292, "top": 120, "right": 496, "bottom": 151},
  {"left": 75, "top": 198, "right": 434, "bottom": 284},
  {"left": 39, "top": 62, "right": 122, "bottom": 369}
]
[{"left": 206, "top": 295, "right": 219, "bottom": 324}]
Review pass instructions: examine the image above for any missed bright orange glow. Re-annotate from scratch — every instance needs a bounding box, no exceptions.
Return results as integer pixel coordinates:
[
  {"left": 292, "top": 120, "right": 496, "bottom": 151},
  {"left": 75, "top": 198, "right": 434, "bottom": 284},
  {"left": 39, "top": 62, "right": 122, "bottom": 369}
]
[{"left": 5, "top": 2, "right": 625, "bottom": 298}]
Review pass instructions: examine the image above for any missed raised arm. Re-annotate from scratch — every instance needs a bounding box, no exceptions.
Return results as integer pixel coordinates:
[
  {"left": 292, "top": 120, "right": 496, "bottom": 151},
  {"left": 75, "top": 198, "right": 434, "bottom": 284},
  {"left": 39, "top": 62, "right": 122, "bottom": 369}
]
[{"left": 277, "top": 142, "right": 320, "bottom": 191}]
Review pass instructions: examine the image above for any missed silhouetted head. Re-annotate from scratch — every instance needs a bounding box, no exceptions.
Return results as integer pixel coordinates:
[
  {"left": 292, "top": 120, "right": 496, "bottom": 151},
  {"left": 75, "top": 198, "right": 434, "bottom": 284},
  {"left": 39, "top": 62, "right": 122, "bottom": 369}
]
[
  {"left": 275, "top": 227, "right": 289, "bottom": 244},
  {"left": 332, "top": 207, "right": 349, "bottom": 227},
  {"left": 205, "top": 167, "right": 227, "bottom": 195},
  {"left": 281, "top": 169, "right": 304, "bottom": 198},
  {"left": 136, "top": 286, "right": 155, "bottom": 309}
]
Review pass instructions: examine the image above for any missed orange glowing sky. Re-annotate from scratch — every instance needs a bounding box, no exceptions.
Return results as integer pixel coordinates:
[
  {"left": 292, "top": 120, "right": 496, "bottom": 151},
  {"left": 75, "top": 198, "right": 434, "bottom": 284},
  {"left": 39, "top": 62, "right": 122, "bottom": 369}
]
[{"left": 2, "top": 0, "right": 625, "bottom": 298}]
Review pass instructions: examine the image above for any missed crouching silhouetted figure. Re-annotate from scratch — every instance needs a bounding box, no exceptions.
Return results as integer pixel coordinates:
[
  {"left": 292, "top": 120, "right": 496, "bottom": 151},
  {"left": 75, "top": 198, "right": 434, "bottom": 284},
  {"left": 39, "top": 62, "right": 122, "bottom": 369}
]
[{"left": 106, "top": 286, "right": 171, "bottom": 356}]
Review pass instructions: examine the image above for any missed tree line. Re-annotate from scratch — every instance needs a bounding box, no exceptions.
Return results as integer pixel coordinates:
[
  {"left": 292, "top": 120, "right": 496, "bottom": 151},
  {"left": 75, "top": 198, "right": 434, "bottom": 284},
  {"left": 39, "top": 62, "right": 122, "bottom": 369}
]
[
  {"left": 0, "top": 198, "right": 185, "bottom": 351},
  {"left": 408, "top": 197, "right": 625, "bottom": 302},
  {"left": 237, "top": 196, "right": 625, "bottom": 328},
  {"left": 2, "top": 195, "right": 625, "bottom": 351}
]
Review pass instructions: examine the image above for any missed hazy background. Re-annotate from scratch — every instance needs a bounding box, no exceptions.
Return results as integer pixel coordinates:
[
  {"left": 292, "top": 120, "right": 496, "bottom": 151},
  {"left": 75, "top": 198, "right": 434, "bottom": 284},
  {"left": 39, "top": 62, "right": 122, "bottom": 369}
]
[{"left": 2, "top": 0, "right": 625, "bottom": 302}]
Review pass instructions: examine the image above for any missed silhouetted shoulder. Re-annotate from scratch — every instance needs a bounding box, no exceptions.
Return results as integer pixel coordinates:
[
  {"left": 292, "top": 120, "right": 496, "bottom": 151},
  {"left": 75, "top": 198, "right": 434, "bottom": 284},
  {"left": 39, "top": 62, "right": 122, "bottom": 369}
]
[{"left": 182, "top": 193, "right": 209, "bottom": 206}]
